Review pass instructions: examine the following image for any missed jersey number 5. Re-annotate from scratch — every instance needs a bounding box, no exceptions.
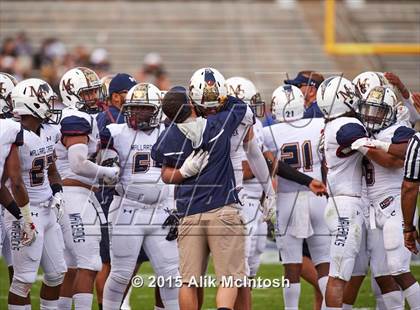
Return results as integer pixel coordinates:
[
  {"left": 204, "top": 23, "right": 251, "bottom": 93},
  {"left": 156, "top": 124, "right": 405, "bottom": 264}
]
[{"left": 281, "top": 141, "right": 313, "bottom": 172}]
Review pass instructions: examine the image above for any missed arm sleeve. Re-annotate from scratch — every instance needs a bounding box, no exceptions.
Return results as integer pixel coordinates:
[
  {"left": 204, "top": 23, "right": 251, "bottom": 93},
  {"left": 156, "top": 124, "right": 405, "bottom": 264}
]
[
  {"left": 244, "top": 136, "right": 274, "bottom": 196},
  {"left": 276, "top": 160, "right": 313, "bottom": 187},
  {"left": 336, "top": 123, "right": 367, "bottom": 147},
  {"left": 60, "top": 116, "right": 92, "bottom": 137},
  {"left": 392, "top": 126, "right": 415, "bottom": 144},
  {"left": 68, "top": 143, "right": 117, "bottom": 178}
]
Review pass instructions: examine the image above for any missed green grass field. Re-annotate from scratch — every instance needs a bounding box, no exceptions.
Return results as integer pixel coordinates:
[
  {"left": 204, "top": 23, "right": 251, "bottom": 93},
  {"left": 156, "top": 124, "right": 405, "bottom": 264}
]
[{"left": 1, "top": 258, "right": 419, "bottom": 310}]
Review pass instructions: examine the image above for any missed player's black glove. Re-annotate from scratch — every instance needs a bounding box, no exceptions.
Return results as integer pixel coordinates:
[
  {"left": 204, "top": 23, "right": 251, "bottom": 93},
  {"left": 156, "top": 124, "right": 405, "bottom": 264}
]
[
  {"left": 267, "top": 219, "right": 276, "bottom": 242},
  {"left": 162, "top": 209, "right": 180, "bottom": 241}
]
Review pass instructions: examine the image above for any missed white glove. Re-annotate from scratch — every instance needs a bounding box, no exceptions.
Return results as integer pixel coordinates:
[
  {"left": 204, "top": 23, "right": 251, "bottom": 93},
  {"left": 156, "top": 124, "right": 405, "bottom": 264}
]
[
  {"left": 261, "top": 195, "right": 276, "bottom": 222},
  {"left": 179, "top": 150, "right": 210, "bottom": 178},
  {"left": 20, "top": 204, "right": 36, "bottom": 246},
  {"left": 103, "top": 166, "right": 120, "bottom": 185},
  {"left": 396, "top": 105, "right": 411, "bottom": 124},
  {"left": 50, "top": 192, "right": 65, "bottom": 222},
  {"left": 370, "top": 139, "right": 391, "bottom": 153},
  {"left": 350, "top": 137, "right": 376, "bottom": 155}
]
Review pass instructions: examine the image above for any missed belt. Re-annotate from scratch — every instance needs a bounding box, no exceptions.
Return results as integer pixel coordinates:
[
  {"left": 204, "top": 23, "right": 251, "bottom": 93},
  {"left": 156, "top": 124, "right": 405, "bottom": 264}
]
[{"left": 122, "top": 195, "right": 165, "bottom": 209}]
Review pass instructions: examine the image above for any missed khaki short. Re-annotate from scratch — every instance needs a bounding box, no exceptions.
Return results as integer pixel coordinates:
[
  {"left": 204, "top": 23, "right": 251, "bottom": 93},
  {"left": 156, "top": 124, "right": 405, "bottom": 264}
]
[{"left": 178, "top": 204, "right": 246, "bottom": 284}]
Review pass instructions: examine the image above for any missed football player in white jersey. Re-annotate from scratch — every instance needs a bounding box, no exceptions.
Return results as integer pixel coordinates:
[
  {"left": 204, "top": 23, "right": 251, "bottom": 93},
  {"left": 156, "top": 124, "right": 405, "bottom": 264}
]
[
  {"left": 226, "top": 76, "right": 271, "bottom": 308},
  {"left": 316, "top": 76, "right": 367, "bottom": 309},
  {"left": 4, "top": 78, "right": 67, "bottom": 310},
  {"left": 56, "top": 67, "right": 120, "bottom": 310},
  {"left": 351, "top": 86, "right": 420, "bottom": 309},
  {"left": 101, "top": 83, "right": 179, "bottom": 310},
  {"left": 0, "top": 72, "right": 18, "bottom": 119},
  {"left": 190, "top": 68, "right": 276, "bottom": 309},
  {"left": 263, "top": 84, "right": 330, "bottom": 309},
  {"left": 0, "top": 72, "right": 20, "bottom": 272}
]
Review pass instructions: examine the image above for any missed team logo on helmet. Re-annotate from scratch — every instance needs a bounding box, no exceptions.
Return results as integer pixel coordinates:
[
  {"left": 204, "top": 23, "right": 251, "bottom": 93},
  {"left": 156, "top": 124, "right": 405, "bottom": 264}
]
[
  {"left": 28, "top": 83, "right": 52, "bottom": 104},
  {"left": 337, "top": 84, "right": 356, "bottom": 105},
  {"left": 202, "top": 69, "right": 220, "bottom": 103},
  {"left": 62, "top": 78, "right": 75, "bottom": 95},
  {"left": 229, "top": 84, "right": 245, "bottom": 100}
]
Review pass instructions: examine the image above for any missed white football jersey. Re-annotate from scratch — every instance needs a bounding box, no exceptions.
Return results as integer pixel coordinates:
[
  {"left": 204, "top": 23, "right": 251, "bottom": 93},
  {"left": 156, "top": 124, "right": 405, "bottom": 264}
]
[
  {"left": 242, "top": 118, "right": 265, "bottom": 195},
  {"left": 264, "top": 118, "right": 324, "bottom": 193},
  {"left": 19, "top": 124, "right": 60, "bottom": 204},
  {"left": 366, "top": 124, "right": 415, "bottom": 200},
  {"left": 55, "top": 108, "right": 100, "bottom": 186},
  {"left": 324, "top": 117, "right": 367, "bottom": 197},
  {"left": 105, "top": 123, "right": 167, "bottom": 202},
  {"left": 0, "top": 119, "right": 22, "bottom": 180},
  {"left": 230, "top": 105, "right": 255, "bottom": 189}
]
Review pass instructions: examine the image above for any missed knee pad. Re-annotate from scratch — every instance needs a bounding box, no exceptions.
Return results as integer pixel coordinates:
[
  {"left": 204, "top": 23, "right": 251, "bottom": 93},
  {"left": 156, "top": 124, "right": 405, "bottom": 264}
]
[
  {"left": 43, "top": 272, "right": 65, "bottom": 287},
  {"left": 109, "top": 271, "right": 131, "bottom": 286},
  {"left": 10, "top": 277, "right": 32, "bottom": 298}
]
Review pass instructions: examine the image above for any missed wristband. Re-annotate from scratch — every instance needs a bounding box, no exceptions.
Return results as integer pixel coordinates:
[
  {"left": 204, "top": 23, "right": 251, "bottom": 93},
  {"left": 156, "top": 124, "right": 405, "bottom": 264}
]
[
  {"left": 20, "top": 203, "right": 33, "bottom": 223},
  {"left": 5, "top": 201, "right": 22, "bottom": 220},
  {"left": 50, "top": 183, "right": 63, "bottom": 195},
  {"left": 403, "top": 226, "right": 416, "bottom": 233}
]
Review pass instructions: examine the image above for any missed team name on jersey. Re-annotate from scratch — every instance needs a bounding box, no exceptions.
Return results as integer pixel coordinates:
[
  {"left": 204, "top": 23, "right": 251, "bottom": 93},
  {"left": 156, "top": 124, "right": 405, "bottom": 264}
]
[
  {"left": 29, "top": 144, "right": 54, "bottom": 157},
  {"left": 131, "top": 144, "right": 154, "bottom": 152}
]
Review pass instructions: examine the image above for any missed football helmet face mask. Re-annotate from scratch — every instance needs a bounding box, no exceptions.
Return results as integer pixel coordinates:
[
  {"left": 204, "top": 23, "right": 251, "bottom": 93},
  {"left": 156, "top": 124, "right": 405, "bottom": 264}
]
[
  {"left": 189, "top": 67, "right": 227, "bottom": 115},
  {"left": 59, "top": 67, "right": 103, "bottom": 113},
  {"left": 317, "top": 76, "right": 359, "bottom": 119},
  {"left": 358, "top": 86, "right": 396, "bottom": 133},
  {"left": 123, "top": 83, "right": 162, "bottom": 130},
  {"left": 352, "top": 71, "right": 388, "bottom": 99},
  {"left": 226, "top": 76, "right": 265, "bottom": 118},
  {"left": 11, "top": 78, "right": 61, "bottom": 124},
  {"left": 0, "top": 72, "right": 18, "bottom": 117},
  {"left": 271, "top": 85, "right": 305, "bottom": 122}
]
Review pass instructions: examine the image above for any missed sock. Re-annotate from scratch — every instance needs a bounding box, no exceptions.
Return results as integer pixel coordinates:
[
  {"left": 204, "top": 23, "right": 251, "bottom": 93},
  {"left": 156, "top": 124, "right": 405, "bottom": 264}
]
[
  {"left": 120, "top": 285, "right": 132, "bottom": 310},
  {"left": 40, "top": 298, "right": 58, "bottom": 310},
  {"left": 403, "top": 282, "right": 420, "bottom": 310},
  {"left": 8, "top": 305, "right": 26, "bottom": 310},
  {"left": 325, "top": 308, "right": 341, "bottom": 310},
  {"left": 25, "top": 305, "right": 31, "bottom": 310},
  {"left": 342, "top": 304, "right": 352, "bottom": 309},
  {"left": 154, "top": 307, "right": 165, "bottom": 310},
  {"left": 58, "top": 297, "right": 72, "bottom": 310},
  {"left": 318, "top": 276, "right": 328, "bottom": 299},
  {"left": 161, "top": 299, "right": 178, "bottom": 310},
  {"left": 375, "top": 295, "right": 387, "bottom": 310},
  {"left": 382, "top": 290, "right": 403, "bottom": 310},
  {"left": 74, "top": 293, "right": 93, "bottom": 310},
  {"left": 283, "top": 283, "right": 300, "bottom": 310},
  {"left": 103, "top": 274, "right": 129, "bottom": 310}
]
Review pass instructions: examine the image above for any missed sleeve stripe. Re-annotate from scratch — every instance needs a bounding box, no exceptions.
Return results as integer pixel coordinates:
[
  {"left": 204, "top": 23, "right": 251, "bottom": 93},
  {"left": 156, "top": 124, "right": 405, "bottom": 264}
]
[{"left": 404, "top": 134, "right": 420, "bottom": 180}]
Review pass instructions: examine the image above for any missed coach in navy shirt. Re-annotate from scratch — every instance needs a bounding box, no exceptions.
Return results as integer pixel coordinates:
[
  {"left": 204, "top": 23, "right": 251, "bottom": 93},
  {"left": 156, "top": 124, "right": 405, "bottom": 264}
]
[
  {"left": 285, "top": 71, "right": 324, "bottom": 119},
  {"left": 152, "top": 87, "right": 247, "bottom": 310}
]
